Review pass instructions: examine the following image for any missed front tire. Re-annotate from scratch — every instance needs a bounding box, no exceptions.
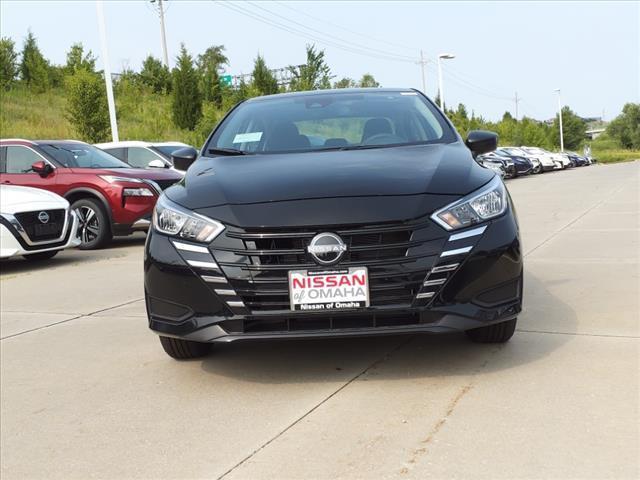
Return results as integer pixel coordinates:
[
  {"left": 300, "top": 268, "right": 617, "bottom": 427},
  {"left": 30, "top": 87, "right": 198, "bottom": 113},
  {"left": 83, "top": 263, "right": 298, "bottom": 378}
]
[
  {"left": 22, "top": 250, "right": 59, "bottom": 261},
  {"left": 466, "top": 318, "right": 517, "bottom": 343},
  {"left": 72, "top": 198, "right": 112, "bottom": 250},
  {"left": 159, "top": 336, "right": 212, "bottom": 359}
]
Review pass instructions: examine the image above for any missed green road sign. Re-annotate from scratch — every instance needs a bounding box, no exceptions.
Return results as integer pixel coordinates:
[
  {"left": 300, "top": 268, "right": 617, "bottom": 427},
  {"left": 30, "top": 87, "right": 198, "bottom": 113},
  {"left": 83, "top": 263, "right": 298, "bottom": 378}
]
[{"left": 220, "top": 75, "right": 232, "bottom": 86}]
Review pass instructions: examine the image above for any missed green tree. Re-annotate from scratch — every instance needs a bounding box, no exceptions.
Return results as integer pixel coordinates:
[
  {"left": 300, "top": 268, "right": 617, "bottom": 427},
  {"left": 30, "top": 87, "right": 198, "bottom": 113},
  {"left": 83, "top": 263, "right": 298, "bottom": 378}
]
[
  {"left": 65, "top": 70, "right": 110, "bottom": 142},
  {"left": 172, "top": 44, "right": 202, "bottom": 130},
  {"left": 0, "top": 37, "right": 18, "bottom": 90},
  {"left": 607, "top": 103, "right": 640, "bottom": 149},
  {"left": 333, "top": 77, "right": 355, "bottom": 89},
  {"left": 288, "top": 44, "right": 331, "bottom": 91},
  {"left": 65, "top": 42, "right": 96, "bottom": 74},
  {"left": 358, "top": 73, "right": 379, "bottom": 88},
  {"left": 197, "top": 45, "right": 228, "bottom": 107},
  {"left": 553, "top": 106, "right": 585, "bottom": 150},
  {"left": 139, "top": 55, "right": 171, "bottom": 93},
  {"left": 20, "top": 31, "right": 50, "bottom": 92},
  {"left": 250, "top": 54, "right": 278, "bottom": 96}
]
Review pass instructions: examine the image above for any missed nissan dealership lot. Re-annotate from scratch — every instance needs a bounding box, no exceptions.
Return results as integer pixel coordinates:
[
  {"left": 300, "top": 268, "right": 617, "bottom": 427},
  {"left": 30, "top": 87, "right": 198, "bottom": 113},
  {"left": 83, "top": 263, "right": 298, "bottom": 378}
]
[{"left": 1, "top": 161, "right": 638, "bottom": 479}]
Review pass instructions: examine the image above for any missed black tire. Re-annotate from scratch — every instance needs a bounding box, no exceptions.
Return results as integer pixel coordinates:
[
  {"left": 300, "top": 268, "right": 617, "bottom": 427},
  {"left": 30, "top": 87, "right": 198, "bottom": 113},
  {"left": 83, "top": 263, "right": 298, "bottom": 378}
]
[
  {"left": 159, "top": 336, "right": 212, "bottom": 360},
  {"left": 71, "top": 198, "right": 112, "bottom": 250},
  {"left": 466, "top": 318, "right": 517, "bottom": 343},
  {"left": 533, "top": 164, "right": 542, "bottom": 174},
  {"left": 22, "top": 250, "right": 59, "bottom": 261}
]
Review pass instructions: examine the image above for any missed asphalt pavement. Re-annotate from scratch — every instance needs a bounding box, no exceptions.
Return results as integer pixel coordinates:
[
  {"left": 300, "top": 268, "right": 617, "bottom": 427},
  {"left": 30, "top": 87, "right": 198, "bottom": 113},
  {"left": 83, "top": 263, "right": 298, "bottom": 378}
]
[{"left": 1, "top": 161, "right": 638, "bottom": 479}]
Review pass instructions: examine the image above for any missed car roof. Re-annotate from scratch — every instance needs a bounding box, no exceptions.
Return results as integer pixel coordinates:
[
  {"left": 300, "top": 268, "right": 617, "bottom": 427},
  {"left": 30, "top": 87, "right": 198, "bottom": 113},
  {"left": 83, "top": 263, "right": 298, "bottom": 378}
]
[
  {"left": 245, "top": 87, "right": 419, "bottom": 103},
  {"left": 0, "top": 139, "right": 86, "bottom": 146}
]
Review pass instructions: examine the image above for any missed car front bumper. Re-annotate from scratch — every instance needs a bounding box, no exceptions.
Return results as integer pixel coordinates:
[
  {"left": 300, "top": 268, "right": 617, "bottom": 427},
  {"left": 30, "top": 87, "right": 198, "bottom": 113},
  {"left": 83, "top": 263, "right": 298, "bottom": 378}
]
[
  {"left": 0, "top": 210, "right": 80, "bottom": 259},
  {"left": 144, "top": 207, "right": 523, "bottom": 343}
]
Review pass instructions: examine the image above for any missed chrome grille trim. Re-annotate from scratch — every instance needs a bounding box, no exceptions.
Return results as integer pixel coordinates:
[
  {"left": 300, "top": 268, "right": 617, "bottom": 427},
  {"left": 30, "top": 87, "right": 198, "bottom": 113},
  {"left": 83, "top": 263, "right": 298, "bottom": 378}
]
[
  {"left": 448, "top": 225, "right": 487, "bottom": 242},
  {"left": 201, "top": 275, "right": 226, "bottom": 283},
  {"left": 416, "top": 292, "right": 435, "bottom": 299},
  {"left": 423, "top": 278, "right": 446, "bottom": 286},
  {"left": 431, "top": 263, "right": 459, "bottom": 273},
  {"left": 214, "top": 289, "right": 236, "bottom": 296},
  {"left": 440, "top": 246, "right": 472, "bottom": 257},
  {"left": 227, "top": 301, "right": 245, "bottom": 308},
  {"left": 172, "top": 241, "right": 209, "bottom": 253},
  {"left": 187, "top": 260, "right": 220, "bottom": 270}
]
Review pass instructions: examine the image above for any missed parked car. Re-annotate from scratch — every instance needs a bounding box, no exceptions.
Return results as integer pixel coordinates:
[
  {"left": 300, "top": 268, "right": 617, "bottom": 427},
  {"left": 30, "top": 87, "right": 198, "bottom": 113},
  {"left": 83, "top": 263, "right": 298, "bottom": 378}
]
[
  {"left": 520, "top": 146, "right": 567, "bottom": 169},
  {"left": 484, "top": 150, "right": 533, "bottom": 176},
  {"left": 0, "top": 139, "right": 183, "bottom": 249},
  {"left": 498, "top": 146, "right": 552, "bottom": 173},
  {"left": 0, "top": 185, "right": 80, "bottom": 260},
  {"left": 145, "top": 88, "right": 523, "bottom": 359},
  {"left": 477, "top": 153, "right": 516, "bottom": 178},
  {"left": 477, "top": 157, "right": 506, "bottom": 178},
  {"left": 94, "top": 141, "right": 192, "bottom": 173},
  {"left": 564, "top": 151, "right": 589, "bottom": 166}
]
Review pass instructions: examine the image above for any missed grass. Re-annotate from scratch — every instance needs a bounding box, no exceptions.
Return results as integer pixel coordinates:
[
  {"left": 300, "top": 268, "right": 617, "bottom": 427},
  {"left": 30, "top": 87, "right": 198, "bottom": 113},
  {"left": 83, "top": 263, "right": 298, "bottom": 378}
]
[{"left": 0, "top": 86, "right": 213, "bottom": 147}]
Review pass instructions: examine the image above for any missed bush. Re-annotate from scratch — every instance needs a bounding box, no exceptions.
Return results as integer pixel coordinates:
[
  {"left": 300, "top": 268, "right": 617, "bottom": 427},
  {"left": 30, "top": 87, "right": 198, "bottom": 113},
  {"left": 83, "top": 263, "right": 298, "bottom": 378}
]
[
  {"left": 0, "top": 37, "right": 18, "bottom": 90},
  {"left": 65, "top": 70, "right": 111, "bottom": 143}
]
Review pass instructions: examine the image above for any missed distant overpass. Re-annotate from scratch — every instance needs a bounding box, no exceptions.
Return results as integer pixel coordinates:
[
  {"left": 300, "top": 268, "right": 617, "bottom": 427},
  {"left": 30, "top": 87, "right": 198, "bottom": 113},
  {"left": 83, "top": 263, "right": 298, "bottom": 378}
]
[{"left": 586, "top": 128, "right": 606, "bottom": 139}]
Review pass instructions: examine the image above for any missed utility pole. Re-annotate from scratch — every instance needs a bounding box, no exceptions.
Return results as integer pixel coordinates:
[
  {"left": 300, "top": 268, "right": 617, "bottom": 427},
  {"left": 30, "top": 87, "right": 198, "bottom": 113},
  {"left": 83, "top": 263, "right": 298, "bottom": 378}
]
[
  {"left": 416, "top": 50, "right": 428, "bottom": 95},
  {"left": 150, "top": 0, "right": 169, "bottom": 67},
  {"left": 514, "top": 91, "right": 520, "bottom": 120},
  {"left": 95, "top": 0, "right": 119, "bottom": 142},
  {"left": 157, "top": 0, "right": 169, "bottom": 67},
  {"left": 555, "top": 88, "right": 564, "bottom": 152}
]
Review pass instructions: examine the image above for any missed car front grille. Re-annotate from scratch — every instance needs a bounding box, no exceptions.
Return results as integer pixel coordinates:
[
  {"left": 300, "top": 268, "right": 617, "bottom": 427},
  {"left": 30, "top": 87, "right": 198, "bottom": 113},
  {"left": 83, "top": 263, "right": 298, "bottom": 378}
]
[
  {"left": 211, "top": 221, "right": 445, "bottom": 314},
  {"left": 13, "top": 209, "right": 66, "bottom": 241}
]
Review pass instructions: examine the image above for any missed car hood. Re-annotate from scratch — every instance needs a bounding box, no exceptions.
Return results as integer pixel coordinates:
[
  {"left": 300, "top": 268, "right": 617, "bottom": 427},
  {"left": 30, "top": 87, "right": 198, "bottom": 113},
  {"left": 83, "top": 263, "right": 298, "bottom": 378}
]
[
  {"left": 166, "top": 142, "right": 494, "bottom": 210},
  {"left": 0, "top": 185, "right": 68, "bottom": 212}
]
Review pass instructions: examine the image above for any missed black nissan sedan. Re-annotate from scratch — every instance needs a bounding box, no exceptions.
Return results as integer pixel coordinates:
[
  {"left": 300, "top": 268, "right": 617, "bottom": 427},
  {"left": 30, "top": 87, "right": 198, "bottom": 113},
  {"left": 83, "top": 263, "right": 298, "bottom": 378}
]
[{"left": 145, "top": 88, "right": 523, "bottom": 359}]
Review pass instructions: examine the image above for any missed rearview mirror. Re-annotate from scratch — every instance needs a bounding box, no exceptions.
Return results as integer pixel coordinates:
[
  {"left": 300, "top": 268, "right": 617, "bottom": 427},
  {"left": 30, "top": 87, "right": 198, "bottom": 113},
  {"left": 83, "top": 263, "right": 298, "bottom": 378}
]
[
  {"left": 465, "top": 130, "right": 498, "bottom": 157},
  {"left": 148, "top": 159, "right": 167, "bottom": 169},
  {"left": 31, "top": 161, "right": 53, "bottom": 176},
  {"left": 171, "top": 147, "right": 198, "bottom": 171}
]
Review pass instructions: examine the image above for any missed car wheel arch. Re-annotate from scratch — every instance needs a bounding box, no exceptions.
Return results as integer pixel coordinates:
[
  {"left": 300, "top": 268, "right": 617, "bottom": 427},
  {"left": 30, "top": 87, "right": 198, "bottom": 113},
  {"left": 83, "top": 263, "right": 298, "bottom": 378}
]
[{"left": 64, "top": 188, "right": 114, "bottom": 226}]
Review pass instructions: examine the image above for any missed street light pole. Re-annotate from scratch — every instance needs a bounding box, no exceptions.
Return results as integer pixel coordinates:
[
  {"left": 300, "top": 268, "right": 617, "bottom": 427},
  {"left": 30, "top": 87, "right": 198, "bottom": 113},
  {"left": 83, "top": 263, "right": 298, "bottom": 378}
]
[
  {"left": 555, "top": 88, "right": 564, "bottom": 151},
  {"left": 437, "top": 53, "right": 455, "bottom": 110},
  {"left": 95, "top": 0, "right": 119, "bottom": 142}
]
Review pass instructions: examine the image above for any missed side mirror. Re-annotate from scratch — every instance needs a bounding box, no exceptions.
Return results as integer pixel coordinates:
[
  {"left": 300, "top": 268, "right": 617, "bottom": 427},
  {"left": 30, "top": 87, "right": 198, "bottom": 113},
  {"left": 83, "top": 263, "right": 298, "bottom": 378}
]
[
  {"left": 465, "top": 130, "right": 498, "bottom": 157},
  {"left": 31, "top": 161, "right": 53, "bottom": 176},
  {"left": 171, "top": 147, "right": 198, "bottom": 171},
  {"left": 147, "top": 159, "right": 167, "bottom": 169}
]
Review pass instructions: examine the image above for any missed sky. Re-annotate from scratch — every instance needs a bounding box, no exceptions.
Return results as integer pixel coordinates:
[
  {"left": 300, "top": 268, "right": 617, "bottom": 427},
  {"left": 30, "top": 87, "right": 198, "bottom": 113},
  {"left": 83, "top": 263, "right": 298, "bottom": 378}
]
[{"left": 1, "top": 0, "right": 638, "bottom": 121}]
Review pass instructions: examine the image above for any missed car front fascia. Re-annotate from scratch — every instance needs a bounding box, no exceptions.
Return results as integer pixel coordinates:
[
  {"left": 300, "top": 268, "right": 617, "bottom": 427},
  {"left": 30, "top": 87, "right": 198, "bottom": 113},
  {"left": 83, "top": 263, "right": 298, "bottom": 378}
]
[{"left": 144, "top": 196, "right": 522, "bottom": 343}]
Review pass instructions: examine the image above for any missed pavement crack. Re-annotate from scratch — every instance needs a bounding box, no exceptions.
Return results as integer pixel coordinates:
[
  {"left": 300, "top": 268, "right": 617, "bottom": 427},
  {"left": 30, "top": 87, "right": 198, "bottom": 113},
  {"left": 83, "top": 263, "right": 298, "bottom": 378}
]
[
  {"left": 216, "top": 336, "right": 414, "bottom": 480},
  {"left": 0, "top": 297, "right": 143, "bottom": 340},
  {"left": 401, "top": 344, "right": 503, "bottom": 475}
]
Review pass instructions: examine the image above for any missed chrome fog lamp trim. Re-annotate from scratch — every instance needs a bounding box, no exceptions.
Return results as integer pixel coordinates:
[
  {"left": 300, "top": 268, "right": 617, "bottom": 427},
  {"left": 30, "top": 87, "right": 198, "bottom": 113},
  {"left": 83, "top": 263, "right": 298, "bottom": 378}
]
[
  {"left": 448, "top": 225, "right": 487, "bottom": 242},
  {"left": 172, "top": 241, "right": 210, "bottom": 254},
  {"left": 440, "top": 246, "right": 473, "bottom": 257},
  {"left": 187, "top": 260, "right": 220, "bottom": 270}
]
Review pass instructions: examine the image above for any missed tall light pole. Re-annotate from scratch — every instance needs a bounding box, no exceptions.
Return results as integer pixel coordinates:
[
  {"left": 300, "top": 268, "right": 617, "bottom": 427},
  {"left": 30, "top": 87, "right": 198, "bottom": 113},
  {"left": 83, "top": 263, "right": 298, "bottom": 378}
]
[
  {"left": 437, "top": 53, "right": 455, "bottom": 110},
  {"left": 96, "top": 0, "right": 119, "bottom": 142},
  {"left": 555, "top": 88, "right": 564, "bottom": 151},
  {"left": 416, "top": 50, "right": 429, "bottom": 94}
]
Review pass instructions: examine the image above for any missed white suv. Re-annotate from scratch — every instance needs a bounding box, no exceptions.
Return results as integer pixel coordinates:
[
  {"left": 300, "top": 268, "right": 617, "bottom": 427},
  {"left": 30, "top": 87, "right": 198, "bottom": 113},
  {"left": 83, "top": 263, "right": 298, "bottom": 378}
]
[
  {"left": 0, "top": 185, "right": 80, "bottom": 260},
  {"left": 94, "top": 141, "right": 191, "bottom": 174}
]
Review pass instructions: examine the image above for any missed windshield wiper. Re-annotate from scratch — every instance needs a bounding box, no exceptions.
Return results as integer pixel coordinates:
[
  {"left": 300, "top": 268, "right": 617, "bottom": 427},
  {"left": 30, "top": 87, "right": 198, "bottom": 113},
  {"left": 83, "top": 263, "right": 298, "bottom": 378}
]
[{"left": 208, "top": 147, "right": 247, "bottom": 156}]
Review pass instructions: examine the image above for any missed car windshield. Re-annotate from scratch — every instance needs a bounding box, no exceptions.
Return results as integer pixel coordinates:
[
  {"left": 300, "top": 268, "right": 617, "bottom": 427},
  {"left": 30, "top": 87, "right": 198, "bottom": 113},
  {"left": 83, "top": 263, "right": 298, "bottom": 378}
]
[
  {"left": 206, "top": 90, "right": 455, "bottom": 155},
  {"left": 41, "top": 143, "right": 130, "bottom": 169}
]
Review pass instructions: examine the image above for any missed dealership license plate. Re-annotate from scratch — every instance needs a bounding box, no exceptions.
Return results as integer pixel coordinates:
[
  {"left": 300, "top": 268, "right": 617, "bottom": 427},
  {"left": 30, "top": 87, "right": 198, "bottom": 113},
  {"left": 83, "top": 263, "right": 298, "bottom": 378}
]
[{"left": 288, "top": 267, "right": 370, "bottom": 311}]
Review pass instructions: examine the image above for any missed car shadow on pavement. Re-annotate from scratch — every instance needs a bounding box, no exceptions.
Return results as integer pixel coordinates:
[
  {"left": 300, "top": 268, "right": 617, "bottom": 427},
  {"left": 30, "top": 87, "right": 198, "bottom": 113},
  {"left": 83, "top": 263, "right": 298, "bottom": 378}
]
[{"left": 200, "top": 271, "right": 576, "bottom": 383}]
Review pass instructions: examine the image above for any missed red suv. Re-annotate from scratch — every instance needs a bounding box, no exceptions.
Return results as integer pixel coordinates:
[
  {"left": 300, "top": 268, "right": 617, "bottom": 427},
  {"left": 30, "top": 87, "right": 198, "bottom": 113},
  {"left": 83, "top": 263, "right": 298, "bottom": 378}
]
[{"left": 0, "top": 139, "right": 183, "bottom": 249}]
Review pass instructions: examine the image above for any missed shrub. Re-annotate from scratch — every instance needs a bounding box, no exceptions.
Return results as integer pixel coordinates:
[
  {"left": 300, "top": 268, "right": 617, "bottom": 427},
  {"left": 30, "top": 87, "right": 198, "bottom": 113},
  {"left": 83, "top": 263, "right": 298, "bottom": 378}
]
[{"left": 65, "top": 70, "right": 111, "bottom": 143}]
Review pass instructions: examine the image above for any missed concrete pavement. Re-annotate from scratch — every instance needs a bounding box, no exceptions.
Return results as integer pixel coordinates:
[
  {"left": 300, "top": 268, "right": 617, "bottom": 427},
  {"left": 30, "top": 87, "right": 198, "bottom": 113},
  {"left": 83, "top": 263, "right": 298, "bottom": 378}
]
[{"left": 1, "top": 162, "right": 638, "bottom": 479}]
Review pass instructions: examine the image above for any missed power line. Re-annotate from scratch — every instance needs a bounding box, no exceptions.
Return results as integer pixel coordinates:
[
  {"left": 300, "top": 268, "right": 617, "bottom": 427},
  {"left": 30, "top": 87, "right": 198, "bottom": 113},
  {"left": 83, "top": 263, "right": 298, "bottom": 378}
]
[
  {"left": 215, "top": 1, "right": 417, "bottom": 64},
  {"left": 273, "top": 0, "right": 417, "bottom": 54}
]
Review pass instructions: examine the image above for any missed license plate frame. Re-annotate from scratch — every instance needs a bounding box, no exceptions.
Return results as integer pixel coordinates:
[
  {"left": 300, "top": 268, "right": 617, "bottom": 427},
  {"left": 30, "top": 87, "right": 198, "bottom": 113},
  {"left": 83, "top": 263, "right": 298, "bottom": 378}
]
[
  {"left": 33, "top": 223, "right": 60, "bottom": 238},
  {"left": 288, "top": 267, "right": 370, "bottom": 312}
]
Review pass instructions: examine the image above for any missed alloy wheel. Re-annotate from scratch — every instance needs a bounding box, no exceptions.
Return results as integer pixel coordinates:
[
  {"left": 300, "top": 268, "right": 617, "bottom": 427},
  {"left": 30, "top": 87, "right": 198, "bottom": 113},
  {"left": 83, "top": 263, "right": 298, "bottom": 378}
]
[{"left": 76, "top": 206, "right": 101, "bottom": 246}]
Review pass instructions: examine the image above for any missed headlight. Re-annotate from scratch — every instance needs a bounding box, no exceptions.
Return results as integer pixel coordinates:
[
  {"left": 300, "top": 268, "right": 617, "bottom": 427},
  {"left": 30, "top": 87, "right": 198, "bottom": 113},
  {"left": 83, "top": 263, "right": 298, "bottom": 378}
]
[
  {"left": 431, "top": 176, "right": 508, "bottom": 231},
  {"left": 99, "top": 175, "right": 144, "bottom": 184},
  {"left": 152, "top": 195, "right": 224, "bottom": 243},
  {"left": 123, "top": 187, "right": 154, "bottom": 197}
]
